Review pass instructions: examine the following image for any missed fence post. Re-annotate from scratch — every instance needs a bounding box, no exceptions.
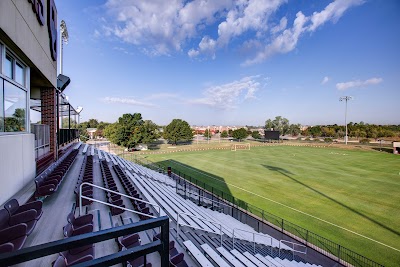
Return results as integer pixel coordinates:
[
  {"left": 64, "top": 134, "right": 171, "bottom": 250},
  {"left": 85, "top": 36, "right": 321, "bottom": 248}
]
[
  {"left": 338, "top": 245, "right": 341, "bottom": 263},
  {"left": 211, "top": 188, "right": 214, "bottom": 210},
  {"left": 306, "top": 230, "right": 309, "bottom": 244}
]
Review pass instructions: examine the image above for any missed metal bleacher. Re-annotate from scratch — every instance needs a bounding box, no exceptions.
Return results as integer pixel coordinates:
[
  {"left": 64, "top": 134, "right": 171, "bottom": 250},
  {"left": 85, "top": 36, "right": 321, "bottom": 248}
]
[
  {"left": 104, "top": 152, "right": 322, "bottom": 267},
  {"left": 83, "top": 149, "right": 324, "bottom": 267}
]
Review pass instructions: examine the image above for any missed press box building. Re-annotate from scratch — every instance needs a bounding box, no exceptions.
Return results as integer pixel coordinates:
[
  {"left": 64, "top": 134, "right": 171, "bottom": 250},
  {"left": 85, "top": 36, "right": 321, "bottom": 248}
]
[{"left": 0, "top": 0, "right": 79, "bottom": 205}]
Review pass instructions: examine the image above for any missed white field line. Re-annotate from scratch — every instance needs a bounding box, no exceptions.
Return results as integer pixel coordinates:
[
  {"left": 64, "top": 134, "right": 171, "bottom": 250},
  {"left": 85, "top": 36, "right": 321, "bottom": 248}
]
[{"left": 169, "top": 160, "right": 400, "bottom": 253}]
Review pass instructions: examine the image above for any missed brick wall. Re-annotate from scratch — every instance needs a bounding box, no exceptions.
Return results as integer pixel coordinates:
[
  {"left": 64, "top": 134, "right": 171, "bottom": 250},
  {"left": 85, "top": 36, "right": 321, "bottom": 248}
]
[{"left": 40, "top": 87, "right": 57, "bottom": 159}]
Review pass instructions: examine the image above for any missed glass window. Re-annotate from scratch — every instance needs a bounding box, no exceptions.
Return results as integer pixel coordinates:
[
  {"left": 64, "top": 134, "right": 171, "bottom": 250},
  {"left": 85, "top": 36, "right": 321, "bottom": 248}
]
[
  {"left": 4, "top": 81, "right": 26, "bottom": 132},
  {"left": 4, "top": 54, "right": 13, "bottom": 79},
  {"left": 0, "top": 79, "right": 3, "bottom": 132},
  {"left": 15, "top": 61, "right": 25, "bottom": 86}
]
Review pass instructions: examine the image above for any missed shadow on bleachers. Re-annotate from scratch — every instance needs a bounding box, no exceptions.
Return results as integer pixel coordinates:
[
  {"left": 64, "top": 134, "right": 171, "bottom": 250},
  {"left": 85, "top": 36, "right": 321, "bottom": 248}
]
[{"left": 151, "top": 159, "right": 233, "bottom": 199}]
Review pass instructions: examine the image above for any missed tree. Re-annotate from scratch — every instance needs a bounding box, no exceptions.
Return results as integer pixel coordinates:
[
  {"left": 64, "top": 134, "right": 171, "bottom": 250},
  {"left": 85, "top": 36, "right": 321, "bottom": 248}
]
[
  {"left": 309, "top": 126, "right": 322, "bottom": 137},
  {"left": 265, "top": 116, "right": 290, "bottom": 135},
  {"left": 220, "top": 130, "right": 228, "bottom": 138},
  {"left": 87, "top": 119, "right": 99, "bottom": 128},
  {"left": 103, "top": 113, "right": 157, "bottom": 149},
  {"left": 61, "top": 117, "right": 77, "bottom": 129},
  {"left": 251, "top": 131, "right": 261, "bottom": 139},
  {"left": 289, "top": 124, "right": 301, "bottom": 136},
  {"left": 203, "top": 129, "right": 211, "bottom": 140},
  {"left": 232, "top": 128, "right": 248, "bottom": 141},
  {"left": 164, "top": 119, "right": 193, "bottom": 145}
]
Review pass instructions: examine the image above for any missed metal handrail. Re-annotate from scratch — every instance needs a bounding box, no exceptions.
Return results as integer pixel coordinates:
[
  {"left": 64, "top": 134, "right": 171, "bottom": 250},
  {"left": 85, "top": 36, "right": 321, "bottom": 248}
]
[
  {"left": 176, "top": 212, "right": 223, "bottom": 246},
  {"left": 0, "top": 216, "right": 170, "bottom": 267},
  {"left": 232, "top": 228, "right": 273, "bottom": 254},
  {"left": 79, "top": 182, "right": 163, "bottom": 217},
  {"left": 184, "top": 191, "right": 232, "bottom": 208},
  {"left": 279, "top": 239, "right": 307, "bottom": 259}
]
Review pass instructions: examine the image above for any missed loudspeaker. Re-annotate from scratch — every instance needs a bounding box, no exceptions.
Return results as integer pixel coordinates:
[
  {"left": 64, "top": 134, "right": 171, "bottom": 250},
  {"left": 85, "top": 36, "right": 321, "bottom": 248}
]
[{"left": 57, "top": 74, "right": 70, "bottom": 92}]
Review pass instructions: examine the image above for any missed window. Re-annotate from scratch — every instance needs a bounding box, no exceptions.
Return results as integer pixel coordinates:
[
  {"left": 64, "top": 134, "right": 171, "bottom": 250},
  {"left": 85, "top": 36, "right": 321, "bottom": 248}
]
[
  {"left": 3, "top": 80, "right": 27, "bottom": 132},
  {"left": 2, "top": 51, "right": 26, "bottom": 86},
  {"left": 4, "top": 54, "right": 13, "bottom": 79},
  {"left": 15, "top": 61, "right": 25, "bottom": 85},
  {"left": 0, "top": 45, "right": 28, "bottom": 133},
  {"left": 0, "top": 80, "right": 3, "bottom": 132}
]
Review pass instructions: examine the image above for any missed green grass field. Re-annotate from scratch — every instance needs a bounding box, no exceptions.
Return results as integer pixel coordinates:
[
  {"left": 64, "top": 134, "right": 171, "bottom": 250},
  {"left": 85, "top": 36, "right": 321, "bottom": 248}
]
[{"left": 143, "top": 145, "right": 400, "bottom": 266}]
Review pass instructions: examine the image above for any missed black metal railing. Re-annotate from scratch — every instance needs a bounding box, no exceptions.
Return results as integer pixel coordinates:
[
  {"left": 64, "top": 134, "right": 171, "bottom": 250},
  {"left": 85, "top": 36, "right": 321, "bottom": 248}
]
[
  {"left": 134, "top": 156, "right": 384, "bottom": 267},
  {"left": 58, "top": 128, "right": 79, "bottom": 146},
  {"left": 0, "top": 216, "right": 170, "bottom": 267}
]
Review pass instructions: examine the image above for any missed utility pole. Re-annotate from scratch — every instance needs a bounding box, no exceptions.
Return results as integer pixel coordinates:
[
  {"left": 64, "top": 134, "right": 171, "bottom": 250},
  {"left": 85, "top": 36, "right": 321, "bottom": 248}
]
[{"left": 339, "top": 96, "right": 353, "bottom": 145}]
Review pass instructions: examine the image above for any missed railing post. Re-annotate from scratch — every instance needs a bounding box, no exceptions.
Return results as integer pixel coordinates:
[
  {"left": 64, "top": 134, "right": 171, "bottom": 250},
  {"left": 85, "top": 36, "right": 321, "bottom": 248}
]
[
  {"left": 338, "top": 244, "right": 341, "bottom": 263},
  {"left": 79, "top": 183, "right": 83, "bottom": 216},
  {"left": 211, "top": 188, "right": 214, "bottom": 210},
  {"left": 198, "top": 191, "right": 201, "bottom": 205},
  {"left": 232, "top": 229, "right": 235, "bottom": 250},
  {"left": 306, "top": 230, "right": 309, "bottom": 244},
  {"left": 161, "top": 217, "right": 170, "bottom": 267},
  {"left": 253, "top": 233, "right": 255, "bottom": 254},
  {"left": 176, "top": 214, "right": 180, "bottom": 241},
  {"left": 220, "top": 224, "right": 223, "bottom": 247}
]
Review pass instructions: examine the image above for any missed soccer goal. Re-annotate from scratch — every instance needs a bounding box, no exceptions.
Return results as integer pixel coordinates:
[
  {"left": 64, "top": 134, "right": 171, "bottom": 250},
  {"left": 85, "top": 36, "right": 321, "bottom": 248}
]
[{"left": 231, "top": 143, "right": 251, "bottom": 151}]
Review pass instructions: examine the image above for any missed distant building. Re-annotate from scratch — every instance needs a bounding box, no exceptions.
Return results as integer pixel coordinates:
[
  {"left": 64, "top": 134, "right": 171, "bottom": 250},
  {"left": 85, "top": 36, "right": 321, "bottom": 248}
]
[{"left": 87, "top": 128, "right": 97, "bottom": 139}]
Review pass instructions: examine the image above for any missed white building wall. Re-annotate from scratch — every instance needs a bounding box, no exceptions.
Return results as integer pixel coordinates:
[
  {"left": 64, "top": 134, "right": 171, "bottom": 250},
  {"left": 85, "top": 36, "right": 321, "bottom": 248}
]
[
  {"left": 0, "top": 134, "right": 35, "bottom": 205},
  {"left": 0, "top": 0, "right": 57, "bottom": 87}
]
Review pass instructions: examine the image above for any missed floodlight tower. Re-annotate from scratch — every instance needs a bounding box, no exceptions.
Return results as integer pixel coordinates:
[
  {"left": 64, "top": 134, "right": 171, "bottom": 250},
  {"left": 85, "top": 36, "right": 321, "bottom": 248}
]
[
  {"left": 60, "top": 20, "right": 69, "bottom": 74},
  {"left": 339, "top": 96, "right": 353, "bottom": 145}
]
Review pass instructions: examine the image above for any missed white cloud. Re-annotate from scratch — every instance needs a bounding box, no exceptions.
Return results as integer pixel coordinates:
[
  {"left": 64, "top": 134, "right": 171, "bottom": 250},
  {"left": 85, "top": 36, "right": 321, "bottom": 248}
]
[
  {"left": 189, "top": 75, "right": 262, "bottom": 109},
  {"left": 321, "top": 76, "right": 330, "bottom": 85},
  {"left": 243, "top": 0, "right": 364, "bottom": 65},
  {"left": 104, "top": 0, "right": 232, "bottom": 56},
  {"left": 102, "top": 0, "right": 364, "bottom": 63},
  {"left": 336, "top": 77, "right": 383, "bottom": 90},
  {"left": 271, "top": 17, "right": 287, "bottom": 34},
  {"left": 309, "top": 0, "right": 364, "bottom": 32},
  {"left": 243, "top": 11, "right": 308, "bottom": 65},
  {"left": 145, "top": 93, "right": 180, "bottom": 100},
  {"left": 188, "top": 36, "right": 218, "bottom": 59},
  {"left": 102, "top": 97, "right": 156, "bottom": 107}
]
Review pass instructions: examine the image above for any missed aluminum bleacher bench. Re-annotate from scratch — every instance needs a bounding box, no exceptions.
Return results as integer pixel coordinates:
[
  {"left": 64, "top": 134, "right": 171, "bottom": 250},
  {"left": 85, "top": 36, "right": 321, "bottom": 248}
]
[
  {"left": 110, "top": 154, "right": 118, "bottom": 165},
  {"left": 243, "top": 251, "right": 268, "bottom": 267},
  {"left": 230, "top": 249, "right": 257, "bottom": 267},
  {"left": 74, "top": 142, "right": 82, "bottom": 150},
  {"left": 90, "top": 146, "right": 94, "bottom": 156},
  {"left": 216, "top": 247, "right": 245, "bottom": 267},
  {"left": 200, "top": 244, "right": 230, "bottom": 267},
  {"left": 82, "top": 144, "right": 89, "bottom": 154},
  {"left": 103, "top": 152, "right": 110, "bottom": 163},
  {"left": 98, "top": 150, "right": 103, "bottom": 160},
  {"left": 255, "top": 254, "right": 284, "bottom": 267},
  {"left": 182, "top": 240, "right": 214, "bottom": 267}
]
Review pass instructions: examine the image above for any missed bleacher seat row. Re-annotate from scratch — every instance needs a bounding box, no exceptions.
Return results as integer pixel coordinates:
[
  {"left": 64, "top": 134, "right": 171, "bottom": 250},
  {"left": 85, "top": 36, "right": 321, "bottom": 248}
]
[
  {"left": 111, "top": 164, "right": 154, "bottom": 220},
  {"left": 52, "top": 211, "right": 95, "bottom": 266},
  {"left": 100, "top": 160, "right": 126, "bottom": 216},
  {"left": 75, "top": 154, "right": 94, "bottom": 207},
  {"left": 35, "top": 148, "right": 79, "bottom": 199},
  {"left": 0, "top": 199, "right": 43, "bottom": 254}
]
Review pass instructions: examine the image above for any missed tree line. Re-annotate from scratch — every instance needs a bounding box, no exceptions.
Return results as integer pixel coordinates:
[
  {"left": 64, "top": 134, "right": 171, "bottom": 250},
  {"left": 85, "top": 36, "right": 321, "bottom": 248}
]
[
  {"left": 76, "top": 113, "right": 399, "bottom": 148},
  {"left": 303, "top": 122, "right": 400, "bottom": 139}
]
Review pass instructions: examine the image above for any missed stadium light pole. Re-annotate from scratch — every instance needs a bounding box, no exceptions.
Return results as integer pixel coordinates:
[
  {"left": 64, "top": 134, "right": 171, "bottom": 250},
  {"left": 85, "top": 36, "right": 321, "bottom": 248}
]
[
  {"left": 339, "top": 96, "right": 353, "bottom": 145},
  {"left": 59, "top": 20, "right": 69, "bottom": 74}
]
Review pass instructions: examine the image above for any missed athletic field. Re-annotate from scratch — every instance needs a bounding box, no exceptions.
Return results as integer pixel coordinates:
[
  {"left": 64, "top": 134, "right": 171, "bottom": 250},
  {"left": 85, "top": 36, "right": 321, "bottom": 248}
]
[{"left": 144, "top": 145, "right": 400, "bottom": 266}]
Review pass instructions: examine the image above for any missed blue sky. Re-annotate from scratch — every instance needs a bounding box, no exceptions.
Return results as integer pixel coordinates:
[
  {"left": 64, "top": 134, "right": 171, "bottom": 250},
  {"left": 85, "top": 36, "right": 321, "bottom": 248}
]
[{"left": 56, "top": 0, "right": 400, "bottom": 126}]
